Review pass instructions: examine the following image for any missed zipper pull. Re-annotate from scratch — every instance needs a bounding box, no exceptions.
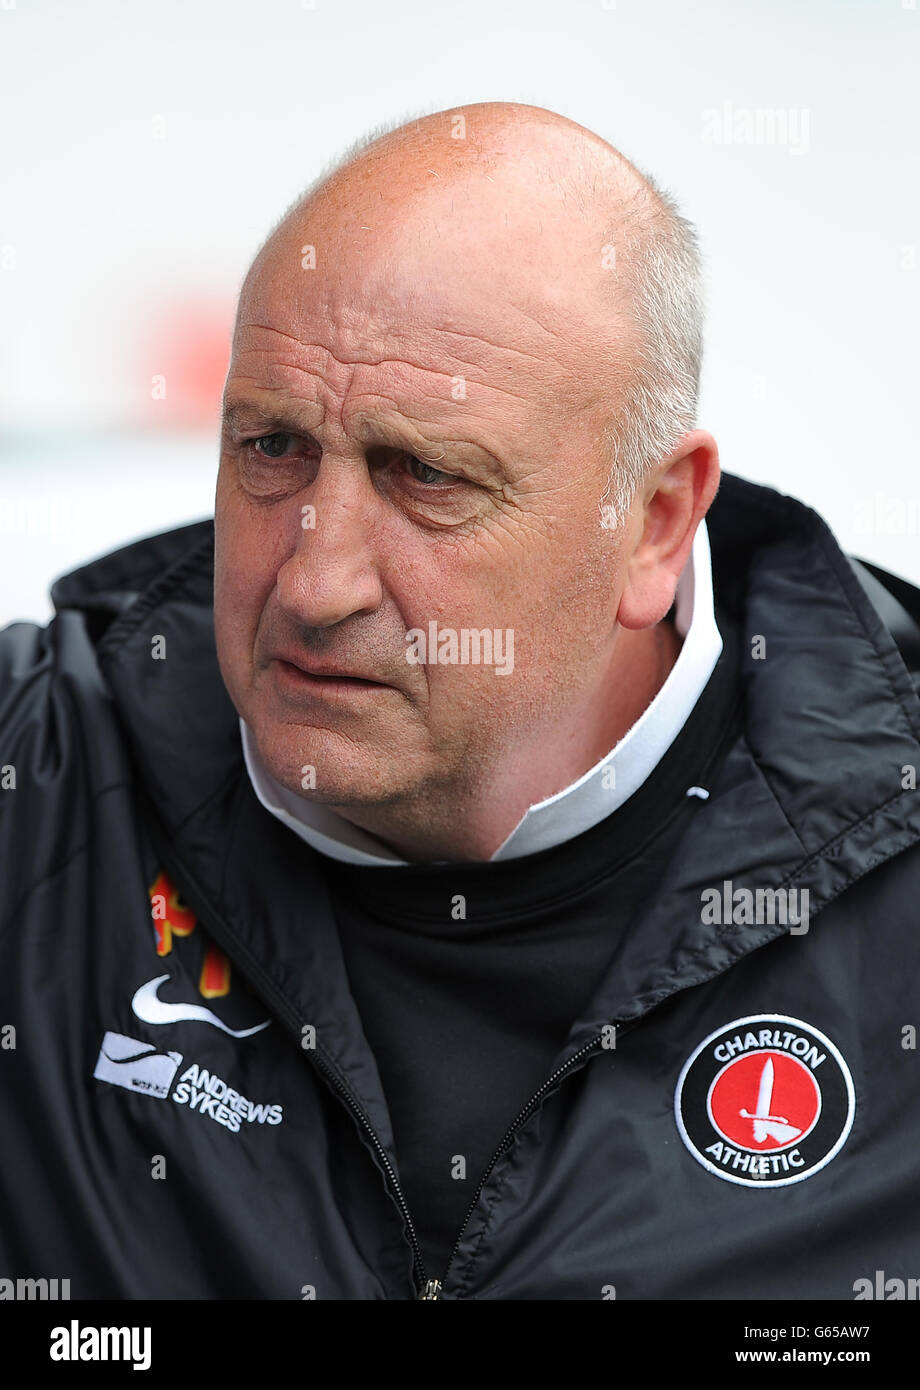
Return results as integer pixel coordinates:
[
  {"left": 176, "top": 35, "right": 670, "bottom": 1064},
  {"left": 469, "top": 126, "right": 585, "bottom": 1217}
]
[{"left": 418, "top": 1278, "right": 442, "bottom": 1300}]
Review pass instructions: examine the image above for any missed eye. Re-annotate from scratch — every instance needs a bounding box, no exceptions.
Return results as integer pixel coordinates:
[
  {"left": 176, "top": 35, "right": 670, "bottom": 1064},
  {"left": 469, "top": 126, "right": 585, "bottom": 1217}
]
[
  {"left": 253, "top": 432, "right": 294, "bottom": 458},
  {"left": 235, "top": 431, "right": 319, "bottom": 499},
  {"left": 406, "top": 455, "right": 453, "bottom": 486}
]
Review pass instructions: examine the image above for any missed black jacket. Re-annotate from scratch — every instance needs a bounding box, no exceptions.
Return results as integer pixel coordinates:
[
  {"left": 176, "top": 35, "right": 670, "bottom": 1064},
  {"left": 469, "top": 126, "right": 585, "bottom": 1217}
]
[{"left": 2, "top": 471, "right": 920, "bottom": 1300}]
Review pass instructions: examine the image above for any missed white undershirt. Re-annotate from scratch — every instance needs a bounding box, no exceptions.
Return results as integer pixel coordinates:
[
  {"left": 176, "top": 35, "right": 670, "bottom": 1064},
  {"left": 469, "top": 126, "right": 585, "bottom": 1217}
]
[{"left": 240, "top": 519, "right": 722, "bottom": 866}]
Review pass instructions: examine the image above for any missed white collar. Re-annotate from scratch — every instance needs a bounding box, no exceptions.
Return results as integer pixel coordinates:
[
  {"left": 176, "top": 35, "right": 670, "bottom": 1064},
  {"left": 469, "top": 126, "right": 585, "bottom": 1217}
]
[{"left": 240, "top": 519, "right": 722, "bottom": 866}]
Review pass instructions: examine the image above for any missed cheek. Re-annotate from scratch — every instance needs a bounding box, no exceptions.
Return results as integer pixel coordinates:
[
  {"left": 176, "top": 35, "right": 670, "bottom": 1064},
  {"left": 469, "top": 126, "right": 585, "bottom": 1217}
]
[{"left": 213, "top": 518, "right": 280, "bottom": 685}]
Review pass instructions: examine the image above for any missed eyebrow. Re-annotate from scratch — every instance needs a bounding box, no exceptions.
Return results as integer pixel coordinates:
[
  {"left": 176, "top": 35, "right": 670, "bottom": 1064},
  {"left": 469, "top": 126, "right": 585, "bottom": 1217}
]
[
  {"left": 221, "top": 396, "right": 507, "bottom": 481},
  {"left": 221, "top": 400, "right": 316, "bottom": 435}
]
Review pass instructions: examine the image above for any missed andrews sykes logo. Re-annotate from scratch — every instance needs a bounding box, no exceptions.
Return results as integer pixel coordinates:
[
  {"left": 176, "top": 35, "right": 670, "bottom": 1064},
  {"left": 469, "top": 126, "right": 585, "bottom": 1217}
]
[
  {"left": 675, "top": 1014, "right": 855, "bottom": 1187},
  {"left": 93, "top": 1030, "right": 283, "bottom": 1133},
  {"left": 93, "top": 1032, "right": 183, "bottom": 1098}
]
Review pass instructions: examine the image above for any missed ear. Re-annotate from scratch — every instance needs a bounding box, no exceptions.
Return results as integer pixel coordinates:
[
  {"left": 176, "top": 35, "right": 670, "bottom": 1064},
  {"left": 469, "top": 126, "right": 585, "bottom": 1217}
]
[{"left": 616, "top": 430, "right": 721, "bottom": 631}]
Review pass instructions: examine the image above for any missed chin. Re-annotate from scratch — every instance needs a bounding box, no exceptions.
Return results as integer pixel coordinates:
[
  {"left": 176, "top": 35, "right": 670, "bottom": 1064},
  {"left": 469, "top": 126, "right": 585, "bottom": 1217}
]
[{"left": 251, "top": 716, "right": 416, "bottom": 808}]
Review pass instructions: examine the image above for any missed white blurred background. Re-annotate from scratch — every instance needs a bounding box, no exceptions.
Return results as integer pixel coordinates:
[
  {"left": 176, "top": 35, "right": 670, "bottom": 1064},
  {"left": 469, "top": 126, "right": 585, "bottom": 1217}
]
[{"left": 1, "top": 0, "right": 918, "bottom": 624}]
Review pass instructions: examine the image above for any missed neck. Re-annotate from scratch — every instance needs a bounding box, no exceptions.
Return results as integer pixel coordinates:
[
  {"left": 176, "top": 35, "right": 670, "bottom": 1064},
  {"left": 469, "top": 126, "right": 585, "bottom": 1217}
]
[{"left": 334, "top": 618, "right": 684, "bottom": 863}]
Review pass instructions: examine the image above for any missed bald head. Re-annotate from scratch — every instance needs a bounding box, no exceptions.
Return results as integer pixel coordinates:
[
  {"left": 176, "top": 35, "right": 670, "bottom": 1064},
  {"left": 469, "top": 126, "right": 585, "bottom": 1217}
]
[
  {"left": 261, "top": 102, "right": 662, "bottom": 268},
  {"left": 240, "top": 101, "right": 703, "bottom": 518}
]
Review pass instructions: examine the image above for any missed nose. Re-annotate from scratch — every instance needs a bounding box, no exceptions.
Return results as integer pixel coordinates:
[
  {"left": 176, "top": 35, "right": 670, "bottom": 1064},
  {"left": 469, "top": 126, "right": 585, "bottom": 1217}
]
[{"left": 273, "top": 458, "right": 384, "bottom": 628}]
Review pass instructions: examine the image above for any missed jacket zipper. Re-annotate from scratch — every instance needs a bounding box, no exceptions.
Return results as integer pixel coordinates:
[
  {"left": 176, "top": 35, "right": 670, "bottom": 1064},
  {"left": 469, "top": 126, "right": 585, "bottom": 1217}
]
[
  {"left": 420, "top": 1030, "right": 621, "bottom": 1300},
  {"left": 319, "top": 1028, "right": 615, "bottom": 1299},
  {"left": 305, "top": 1042, "right": 432, "bottom": 1293}
]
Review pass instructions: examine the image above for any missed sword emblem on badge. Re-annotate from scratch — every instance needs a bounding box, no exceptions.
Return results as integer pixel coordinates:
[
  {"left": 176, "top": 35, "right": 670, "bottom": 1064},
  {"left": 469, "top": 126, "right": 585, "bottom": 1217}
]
[{"left": 739, "top": 1057, "right": 803, "bottom": 1145}]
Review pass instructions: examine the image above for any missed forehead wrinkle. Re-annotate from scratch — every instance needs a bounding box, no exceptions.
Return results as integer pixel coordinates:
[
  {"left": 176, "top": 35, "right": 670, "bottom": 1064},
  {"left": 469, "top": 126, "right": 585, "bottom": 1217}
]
[
  {"left": 235, "top": 320, "right": 319, "bottom": 356},
  {"left": 229, "top": 339, "right": 537, "bottom": 432},
  {"left": 235, "top": 316, "right": 552, "bottom": 383}
]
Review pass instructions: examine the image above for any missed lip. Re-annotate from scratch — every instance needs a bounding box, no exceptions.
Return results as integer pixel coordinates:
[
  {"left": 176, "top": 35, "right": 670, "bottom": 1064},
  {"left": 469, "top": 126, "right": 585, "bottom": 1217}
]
[{"left": 270, "top": 654, "right": 394, "bottom": 689}]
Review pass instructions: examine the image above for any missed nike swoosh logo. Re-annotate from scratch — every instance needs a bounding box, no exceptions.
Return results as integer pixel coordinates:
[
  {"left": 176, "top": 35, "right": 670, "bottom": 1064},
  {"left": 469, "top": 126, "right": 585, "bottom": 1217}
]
[{"left": 131, "top": 975, "right": 271, "bottom": 1038}]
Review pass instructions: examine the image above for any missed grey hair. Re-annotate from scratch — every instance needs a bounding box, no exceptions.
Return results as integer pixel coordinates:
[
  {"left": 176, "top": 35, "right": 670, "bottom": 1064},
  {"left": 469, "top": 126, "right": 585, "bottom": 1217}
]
[{"left": 597, "top": 173, "right": 705, "bottom": 529}]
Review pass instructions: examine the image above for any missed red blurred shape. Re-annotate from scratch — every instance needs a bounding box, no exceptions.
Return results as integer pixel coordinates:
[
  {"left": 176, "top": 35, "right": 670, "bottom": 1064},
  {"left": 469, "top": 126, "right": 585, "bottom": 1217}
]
[{"left": 143, "top": 297, "right": 234, "bottom": 428}]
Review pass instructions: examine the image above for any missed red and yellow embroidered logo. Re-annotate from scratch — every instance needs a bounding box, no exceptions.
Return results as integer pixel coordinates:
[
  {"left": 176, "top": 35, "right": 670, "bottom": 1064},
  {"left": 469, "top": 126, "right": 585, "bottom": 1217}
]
[{"left": 148, "top": 870, "right": 231, "bottom": 999}]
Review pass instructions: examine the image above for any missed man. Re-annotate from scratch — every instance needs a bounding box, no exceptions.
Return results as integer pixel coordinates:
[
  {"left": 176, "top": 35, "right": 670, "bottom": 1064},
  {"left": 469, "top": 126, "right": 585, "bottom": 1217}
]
[{"left": 2, "top": 101, "right": 920, "bottom": 1301}]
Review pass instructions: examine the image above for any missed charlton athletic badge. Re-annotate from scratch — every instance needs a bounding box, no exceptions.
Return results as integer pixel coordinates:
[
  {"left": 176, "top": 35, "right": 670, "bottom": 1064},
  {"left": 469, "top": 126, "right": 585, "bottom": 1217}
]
[{"left": 675, "top": 1014, "right": 856, "bottom": 1187}]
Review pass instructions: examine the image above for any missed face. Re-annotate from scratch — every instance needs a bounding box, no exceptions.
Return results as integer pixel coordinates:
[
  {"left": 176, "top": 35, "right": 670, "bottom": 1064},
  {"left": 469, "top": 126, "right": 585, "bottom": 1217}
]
[{"left": 213, "top": 170, "right": 637, "bottom": 821}]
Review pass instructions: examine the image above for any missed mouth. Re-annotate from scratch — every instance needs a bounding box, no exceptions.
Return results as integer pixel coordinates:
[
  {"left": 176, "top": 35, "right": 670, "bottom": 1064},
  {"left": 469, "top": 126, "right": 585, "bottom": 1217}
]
[{"left": 271, "top": 657, "right": 395, "bottom": 694}]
